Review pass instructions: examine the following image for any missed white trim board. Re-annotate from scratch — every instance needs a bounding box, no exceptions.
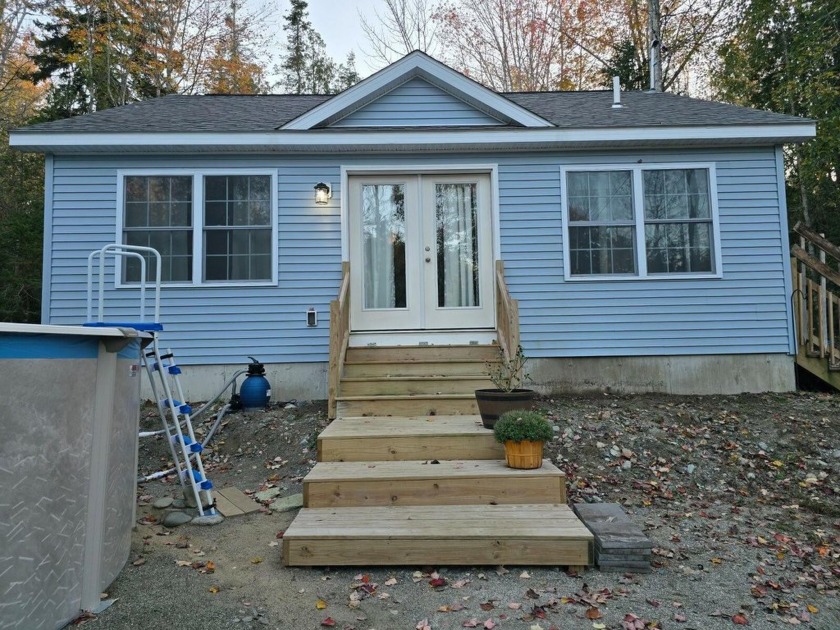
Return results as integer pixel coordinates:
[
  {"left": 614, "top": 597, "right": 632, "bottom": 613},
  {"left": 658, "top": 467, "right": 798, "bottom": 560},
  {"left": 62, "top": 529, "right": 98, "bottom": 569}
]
[
  {"left": 349, "top": 330, "right": 497, "bottom": 347},
  {"left": 10, "top": 123, "right": 816, "bottom": 152}
]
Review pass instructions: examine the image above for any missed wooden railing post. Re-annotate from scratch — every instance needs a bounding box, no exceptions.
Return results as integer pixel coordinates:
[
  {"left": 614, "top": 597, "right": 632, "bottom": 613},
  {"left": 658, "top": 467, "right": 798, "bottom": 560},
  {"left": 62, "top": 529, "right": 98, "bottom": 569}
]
[
  {"left": 327, "top": 262, "right": 350, "bottom": 420},
  {"left": 494, "top": 260, "right": 520, "bottom": 364}
]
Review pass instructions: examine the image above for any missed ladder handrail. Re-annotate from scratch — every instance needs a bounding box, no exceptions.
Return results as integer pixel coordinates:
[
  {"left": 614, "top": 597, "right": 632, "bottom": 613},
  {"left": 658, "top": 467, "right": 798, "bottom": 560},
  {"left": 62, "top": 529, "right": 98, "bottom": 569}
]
[{"left": 86, "top": 244, "right": 162, "bottom": 323}]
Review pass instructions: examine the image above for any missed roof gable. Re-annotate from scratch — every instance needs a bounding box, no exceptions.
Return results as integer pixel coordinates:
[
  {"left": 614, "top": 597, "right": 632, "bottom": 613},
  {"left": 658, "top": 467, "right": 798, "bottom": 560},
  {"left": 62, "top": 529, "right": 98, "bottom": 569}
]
[
  {"left": 282, "top": 51, "right": 553, "bottom": 130},
  {"left": 329, "top": 77, "right": 505, "bottom": 128}
]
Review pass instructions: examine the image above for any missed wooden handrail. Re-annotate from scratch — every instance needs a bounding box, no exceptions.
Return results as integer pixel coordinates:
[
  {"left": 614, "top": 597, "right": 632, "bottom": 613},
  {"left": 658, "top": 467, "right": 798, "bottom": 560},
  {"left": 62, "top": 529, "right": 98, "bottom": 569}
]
[
  {"left": 794, "top": 222, "right": 840, "bottom": 262},
  {"left": 791, "top": 245, "right": 840, "bottom": 287},
  {"left": 495, "top": 260, "right": 519, "bottom": 361},
  {"left": 327, "top": 262, "right": 350, "bottom": 419}
]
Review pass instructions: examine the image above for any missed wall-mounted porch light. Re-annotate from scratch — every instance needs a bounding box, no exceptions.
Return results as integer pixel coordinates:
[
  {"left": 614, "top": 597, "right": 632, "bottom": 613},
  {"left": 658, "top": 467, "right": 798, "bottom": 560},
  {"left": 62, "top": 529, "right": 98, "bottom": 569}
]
[{"left": 314, "top": 182, "right": 332, "bottom": 205}]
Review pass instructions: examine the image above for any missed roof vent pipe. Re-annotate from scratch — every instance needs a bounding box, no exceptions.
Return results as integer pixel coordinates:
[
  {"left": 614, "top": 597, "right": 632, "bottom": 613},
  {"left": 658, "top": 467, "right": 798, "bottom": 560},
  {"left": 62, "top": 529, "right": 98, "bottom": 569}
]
[{"left": 611, "top": 76, "right": 623, "bottom": 109}]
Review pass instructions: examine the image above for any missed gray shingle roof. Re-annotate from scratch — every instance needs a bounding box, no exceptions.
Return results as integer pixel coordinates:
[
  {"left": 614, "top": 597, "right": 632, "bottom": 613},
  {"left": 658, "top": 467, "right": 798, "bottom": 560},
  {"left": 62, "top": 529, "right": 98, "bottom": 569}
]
[
  {"left": 504, "top": 91, "right": 808, "bottom": 128},
  {"left": 15, "top": 89, "right": 808, "bottom": 135}
]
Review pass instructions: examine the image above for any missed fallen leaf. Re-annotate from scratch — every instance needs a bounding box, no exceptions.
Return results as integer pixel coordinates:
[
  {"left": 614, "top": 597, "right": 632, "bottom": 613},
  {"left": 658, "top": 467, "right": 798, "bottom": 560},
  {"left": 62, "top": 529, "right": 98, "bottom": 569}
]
[
  {"left": 480, "top": 601, "right": 495, "bottom": 611},
  {"left": 320, "top": 618, "right": 335, "bottom": 627},
  {"left": 508, "top": 603, "right": 522, "bottom": 610},
  {"left": 429, "top": 577, "right": 447, "bottom": 588},
  {"left": 452, "top": 579, "right": 470, "bottom": 588},
  {"left": 175, "top": 560, "right": 191, "bottom": 567},
  {"left": 520, "top": 570, "right": 531, "bottom": 579},
  {"left": 484, "top": 620, "right": 496, "bottom": 629},
  {"left": 593, "top": 624, "right": 606, "bottom": 630},
  {"left": 525, "top": 588, "right": 540, "bottom": 599},
  {"left": 733, "top": 613, "right": 749, "bottom": 625},
  {"left": 495, "top": 566, "right": 509, "bottom": 575},
  {"left": 384, "top": 577, "right": 398, "bottom": 586},
  {"left": 674, "top": 613, "right": 686, "bottom": 622},
  {"left": 208, "top": 585, "right": 219, "bottom": 594},
  {"left": 250, "top": 557, "right": 262, "bottom": 564},
  {"left": 131, "top": 557, "right": 146, "bottom": 566},
  {"left": 807, "top": 605, "right": 818, "bottom": 614},
  {"left": 315, "top": 599, "right": 327, "bottom": 610},
  {"left": 463, "top": 620, "right": 479, "bottom": 628},
  {"left": 586, "top": 607, "right": 602, "bottom": 620},
  {"left": 416, "top": 619, "right": 431, "bottom": 630}
]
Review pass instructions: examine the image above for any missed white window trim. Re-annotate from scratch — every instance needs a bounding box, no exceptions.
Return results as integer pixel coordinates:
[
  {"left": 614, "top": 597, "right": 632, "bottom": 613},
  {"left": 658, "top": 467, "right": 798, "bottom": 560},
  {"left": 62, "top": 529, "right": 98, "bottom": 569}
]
[
  {"left": 115, "top": 168, "right": 278, "bottom": 288},
  {"left": 560, "top": 162, "right": 723, "bottom": 282}
]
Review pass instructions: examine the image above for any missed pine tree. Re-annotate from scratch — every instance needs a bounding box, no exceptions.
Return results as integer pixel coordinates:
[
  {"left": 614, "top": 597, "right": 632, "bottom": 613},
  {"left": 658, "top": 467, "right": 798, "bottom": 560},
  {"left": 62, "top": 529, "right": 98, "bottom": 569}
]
[{"left": 278, "top": 0, "right": 357, "bottom": 94}]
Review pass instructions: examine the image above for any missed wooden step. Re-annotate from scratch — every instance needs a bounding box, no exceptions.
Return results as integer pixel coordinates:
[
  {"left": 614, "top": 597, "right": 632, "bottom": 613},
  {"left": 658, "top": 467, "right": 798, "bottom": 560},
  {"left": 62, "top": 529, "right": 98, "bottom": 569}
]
[
  {"left": 282, "top": 504, "right": 593, "bottom": 566},
  {"left": 343, "top": 361, "right": 491, "bottom": 378},
  {"left": 339, "top": 376, "right": 493, "bottom": 396},
  {"left": 336, "top": 394, "right": 478, "bottom": 417},
  {"left": 346, "top": 344, "right": 500, "bottom": 364},
  {"left": 318, "top": 415, "right": 503, "bottom": 462},
  {"left": 304, "top": 459, "right": 566, "bottom": 508}
]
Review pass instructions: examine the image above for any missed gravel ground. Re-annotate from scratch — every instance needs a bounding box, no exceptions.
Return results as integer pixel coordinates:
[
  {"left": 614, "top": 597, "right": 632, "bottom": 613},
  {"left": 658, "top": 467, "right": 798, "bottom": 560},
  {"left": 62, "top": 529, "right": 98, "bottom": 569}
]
[{"left": 72, "top": 392, "right": 839, "bottom": 630}]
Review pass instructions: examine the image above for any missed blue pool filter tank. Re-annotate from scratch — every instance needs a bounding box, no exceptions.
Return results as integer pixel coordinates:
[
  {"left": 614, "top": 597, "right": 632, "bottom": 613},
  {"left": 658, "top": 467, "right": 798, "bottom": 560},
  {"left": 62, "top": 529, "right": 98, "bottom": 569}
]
[{"left": 240, "top": 357, "right": 271, "bottom": 410}]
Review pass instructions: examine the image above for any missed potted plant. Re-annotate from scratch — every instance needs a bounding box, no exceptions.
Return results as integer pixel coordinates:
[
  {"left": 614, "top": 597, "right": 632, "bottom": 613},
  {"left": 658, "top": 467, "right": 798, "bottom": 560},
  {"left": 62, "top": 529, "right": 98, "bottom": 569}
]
[
  {"left": 493, "top": 410, "right": 553, "bottom": 469},
  {"left": 474, "top": 345, "right": 536, "bottom": 429}
]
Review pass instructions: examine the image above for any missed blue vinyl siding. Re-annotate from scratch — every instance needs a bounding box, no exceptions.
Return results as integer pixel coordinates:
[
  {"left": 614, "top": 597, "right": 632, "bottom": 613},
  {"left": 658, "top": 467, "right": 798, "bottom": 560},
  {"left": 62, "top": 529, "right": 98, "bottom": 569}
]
[
  {"left": 46, "top": 147, "right": 792, "bottom": 366},
  {"left": 331, "top": 78, "right": 504, "bottom": 127}
]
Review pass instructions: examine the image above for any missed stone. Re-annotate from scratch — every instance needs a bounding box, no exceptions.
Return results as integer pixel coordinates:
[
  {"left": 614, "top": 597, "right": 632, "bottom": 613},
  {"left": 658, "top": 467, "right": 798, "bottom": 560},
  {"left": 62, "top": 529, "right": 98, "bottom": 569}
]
[
  {"left": 172, "top": 499, "right": 187, "bottom": 509},
  {"left": 272, "top": 493, "right": 304, "bottom": 512},
  {"left": 153, "top": 496, "right": 174, "bottom": 509},
  {"left": 254, "top": 487, "right": 282, "bottom": 502},
  {"left": 162, "top": 511, "right": 193, "bottom": 528}
]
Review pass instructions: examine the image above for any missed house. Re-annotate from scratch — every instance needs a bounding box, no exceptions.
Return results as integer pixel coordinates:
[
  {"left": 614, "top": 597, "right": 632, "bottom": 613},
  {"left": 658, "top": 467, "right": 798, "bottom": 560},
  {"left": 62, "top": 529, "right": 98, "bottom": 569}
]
[
  {"left": 11, "top": 51, "right": 815, "bottom": 405},
  {"left": 10, "top": 50, "right": 818, "bottom": 567}
]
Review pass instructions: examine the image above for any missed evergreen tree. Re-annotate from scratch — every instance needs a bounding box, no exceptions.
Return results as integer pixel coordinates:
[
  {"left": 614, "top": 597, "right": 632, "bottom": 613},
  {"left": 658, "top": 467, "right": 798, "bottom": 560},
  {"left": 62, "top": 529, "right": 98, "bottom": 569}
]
[
  {"left": 29, "top": 1, "right": 157, "bottom": 118},
  {"left": 333, "top": 51, "right": 361, "bottom": 93},
  {"left": 715, "top": 0, "right": 840, "bottom": 241},
  {"left": 600, "top": 39, "right": 648, "bottom": 91},
  {"left": 278, "top": 0, "right": 358, "bottom": 94}
]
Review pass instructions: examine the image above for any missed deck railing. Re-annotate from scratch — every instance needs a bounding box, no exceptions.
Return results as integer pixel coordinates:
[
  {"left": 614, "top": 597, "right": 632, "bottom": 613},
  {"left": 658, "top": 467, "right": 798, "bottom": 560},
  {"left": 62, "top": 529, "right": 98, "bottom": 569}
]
[
  {"left": 791, "top": 223, "right": 840, "bottom": 370},
  {"left": 327, "top": 262, "right": 350, "bottom": 419},
  {"left": 495, "top": 260, "right": 520, "bottom": 363}
]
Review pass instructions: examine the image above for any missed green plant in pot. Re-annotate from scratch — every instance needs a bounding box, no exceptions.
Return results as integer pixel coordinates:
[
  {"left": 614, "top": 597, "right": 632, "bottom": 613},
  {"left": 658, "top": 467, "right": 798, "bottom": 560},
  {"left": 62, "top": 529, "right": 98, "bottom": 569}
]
[
  {"left": 475, "top": 345, "right": 536, "bottom": 429},
  {"left": 494, "top": 410, "right": 553, "bottom": 469}
]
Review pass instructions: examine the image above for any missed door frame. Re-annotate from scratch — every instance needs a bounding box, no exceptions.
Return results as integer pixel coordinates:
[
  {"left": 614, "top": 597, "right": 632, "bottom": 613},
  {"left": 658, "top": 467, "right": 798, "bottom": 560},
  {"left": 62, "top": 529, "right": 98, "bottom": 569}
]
[{"left": 340, "top": 164, "right": 502, "bottom": 333}]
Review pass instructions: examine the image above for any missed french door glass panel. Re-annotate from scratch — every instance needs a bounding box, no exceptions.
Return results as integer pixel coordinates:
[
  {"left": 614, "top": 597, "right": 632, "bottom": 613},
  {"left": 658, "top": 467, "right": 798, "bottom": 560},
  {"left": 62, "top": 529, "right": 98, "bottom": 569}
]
[
  {"left": 362, "top": 184, "right": 407, "bottom": 309},
  {"left": 435, "top": 183, "right": 479, "bottom": 308}
]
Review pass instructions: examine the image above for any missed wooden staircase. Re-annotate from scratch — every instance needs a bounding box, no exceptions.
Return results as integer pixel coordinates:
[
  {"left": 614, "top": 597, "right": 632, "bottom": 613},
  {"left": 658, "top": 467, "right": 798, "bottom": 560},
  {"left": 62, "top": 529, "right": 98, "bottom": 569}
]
[
  {"left": 281, "top": 262, "right": 594, "bottom": 567},
  {"left": 792, "top": 222, "right": 840, "bottom": 390}
]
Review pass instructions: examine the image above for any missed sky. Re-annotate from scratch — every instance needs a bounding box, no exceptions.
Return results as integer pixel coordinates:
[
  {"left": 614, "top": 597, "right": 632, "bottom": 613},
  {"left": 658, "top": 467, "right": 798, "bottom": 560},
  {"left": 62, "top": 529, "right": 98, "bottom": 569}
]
[{"left": 263, "top": 0, "right": 387, "bottom": 77}]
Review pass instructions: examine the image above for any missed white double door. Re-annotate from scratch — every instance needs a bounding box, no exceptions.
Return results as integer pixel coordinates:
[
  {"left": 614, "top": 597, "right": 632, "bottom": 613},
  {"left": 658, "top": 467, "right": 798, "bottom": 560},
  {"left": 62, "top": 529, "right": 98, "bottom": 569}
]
[{"left": 349, "top": 173, "right": 494, "bottom": 331}]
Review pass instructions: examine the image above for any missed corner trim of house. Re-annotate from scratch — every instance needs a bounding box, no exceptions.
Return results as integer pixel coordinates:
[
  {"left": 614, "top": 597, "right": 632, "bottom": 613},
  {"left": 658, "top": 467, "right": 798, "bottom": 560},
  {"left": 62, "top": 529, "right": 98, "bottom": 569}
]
[
  {"left": 41, "top": 154, "right": 54, "bottom": 324},
  {"left": 776, "top": 145, "right": 796, "bottom": 355}
]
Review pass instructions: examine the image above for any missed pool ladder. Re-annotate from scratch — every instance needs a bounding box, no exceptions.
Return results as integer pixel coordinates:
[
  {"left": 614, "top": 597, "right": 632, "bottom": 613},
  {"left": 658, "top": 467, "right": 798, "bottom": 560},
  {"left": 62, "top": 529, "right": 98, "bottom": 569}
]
[{"left": 143, "top": 340, "right": 217, "bottom": 518}]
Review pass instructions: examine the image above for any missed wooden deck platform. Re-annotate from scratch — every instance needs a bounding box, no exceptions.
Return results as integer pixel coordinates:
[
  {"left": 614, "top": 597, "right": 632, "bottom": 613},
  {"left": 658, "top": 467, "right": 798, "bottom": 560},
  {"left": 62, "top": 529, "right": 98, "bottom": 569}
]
[{"left": 282, "top": 504, "right": 593, "bottom": 566}]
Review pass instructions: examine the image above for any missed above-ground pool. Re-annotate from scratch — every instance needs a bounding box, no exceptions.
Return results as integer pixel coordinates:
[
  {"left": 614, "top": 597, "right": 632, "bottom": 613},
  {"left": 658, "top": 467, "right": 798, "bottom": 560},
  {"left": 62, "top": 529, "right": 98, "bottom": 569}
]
[{"left": 0, "top": 323, "right": 149, "bottom": 630}]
